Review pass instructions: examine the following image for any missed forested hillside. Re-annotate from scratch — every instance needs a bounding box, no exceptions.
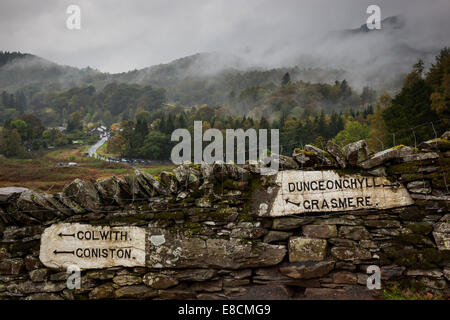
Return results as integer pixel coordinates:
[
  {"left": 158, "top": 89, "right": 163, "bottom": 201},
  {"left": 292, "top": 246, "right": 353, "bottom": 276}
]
[
  {"left": 0, "top": 51, "right": 350, "bottom": 110},
  {"left": 0, "top": 48, "right": 448, "bottom": 160}
]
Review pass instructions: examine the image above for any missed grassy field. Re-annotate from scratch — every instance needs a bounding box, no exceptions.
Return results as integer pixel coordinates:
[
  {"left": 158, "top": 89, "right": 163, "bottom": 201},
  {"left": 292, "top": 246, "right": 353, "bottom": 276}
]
[
  {"left": 381, "top": 282, "right": 444, "bottom": 300},
  {"left": 0, "top": 145, "right": 174, "bottom": 193}
]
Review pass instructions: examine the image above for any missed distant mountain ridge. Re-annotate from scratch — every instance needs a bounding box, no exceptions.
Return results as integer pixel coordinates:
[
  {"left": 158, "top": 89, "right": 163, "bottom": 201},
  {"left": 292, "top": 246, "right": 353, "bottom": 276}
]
[
  {"left": 345, "top": 15, "right": 406, "bottom": 34},
  {"left": 0, "top": 51, "right": 105, "bottom": 92},
  {"left": 0, "top": 50, "right": 349, "bottom": 105},
  {"left": 0, "top": 14, "right": 441, "bottom": 103}
]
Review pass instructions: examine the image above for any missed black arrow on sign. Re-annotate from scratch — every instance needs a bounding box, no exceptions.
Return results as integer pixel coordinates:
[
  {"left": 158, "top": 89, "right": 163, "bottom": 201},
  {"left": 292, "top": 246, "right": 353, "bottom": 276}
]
[
  {"left": 285, "top": 199, "right": 301, "bottom": 207},
  {"left": 58, "top": 232, "right": 75, "bottom": 238},
  {"left": 382, "top": 183, "right": 401, "bottom": 188},
  {"left": 53, "top": 250, "right": 75, "bottom": 255}
]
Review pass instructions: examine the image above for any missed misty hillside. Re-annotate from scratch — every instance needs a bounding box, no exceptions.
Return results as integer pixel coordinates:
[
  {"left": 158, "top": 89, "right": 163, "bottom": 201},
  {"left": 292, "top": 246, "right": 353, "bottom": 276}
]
[
  {"left": 0, "top": 15, "right": 442, "bottom": 106},
  {"left": 316, "top": 15, "right": 439, "bottom": 91},
  {"left": 0, "top": 51, "right": 106, "bottom": 92},
  {"left": 345, "top": 15, "right": 405, "bottom": 34},
  {"left": 0, "top": 51, "right": 348, "bottom": 106},
  {"left": 111, "top": 52, "right": 348, "bottom": 105}
]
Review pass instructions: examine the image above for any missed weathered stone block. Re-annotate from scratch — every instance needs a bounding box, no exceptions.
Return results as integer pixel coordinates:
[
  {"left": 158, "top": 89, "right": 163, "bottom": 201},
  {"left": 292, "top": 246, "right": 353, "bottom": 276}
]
[
  {"left": 114, "top": 285, "right": 157, "bottom": 299},
  {"left": 443, "top": 267, "right": 450, "bottom": 281},
  {"left": 279, "top": 261, "right": 335, "bottom": 279},
  {"left": 302, "top": 225, "right": 337, "bottom": 239},
  {"left": 288, "top": 237, "right": 327, "bottom": 262},
  {"left": 143, "top": 273, "right": 179, "bottom": 289},
  {"left": 89, "top": 283, "right": 115, "bottom": 300},
  {"left": 342, "top": 140, "right": 368, "bottom": 166},
  {"left": 62, "top": 178, "right": 101, "bottom": 210},
  {"left": 112, "top": 274, "right": 142, "bottom": 286},
  {"left": 25, "top": 293, "right": 63, "bottom": 300},
  {"left": 330, "top": 247, "right": 371, "bottom": 261},
  {"left": 0, "top": 187, "right": 28, "bottom": 203},
  {"left": 338, "top": 226, "right": 370, "bottom": 240},
  {"left": 86, "top": 270, "right": 116, "bottom": 280},
  {"left": 263, "top": 231, "right": 292, "bottom": 243},
  {"left": 147, "top": 235, "right": 286, "bottom": 269},
  {"left": 7, "top": 281, "right": 66, "bottom": 294},
  {"left": 304, "top": 145, "right": 337, "bottom": 167},
  {"left": 332, "top": 271, "right": 357, "bottom": 284},
  {"left": 433, "top": 222, "right": 450, "bottom": 251},
  {"left": 406, "top": 269, "right": 443, "bottom": 278},
  {"left": 0, "top": 258, "right": 24, "bottom": 275},
  {"left": 230, "top": 222, "right": 267, "bottom": 239},
  {"left": 195, "top": 197, "right": 211, "bottom": 208},
  {"left": 29, "top": 268, "right": 48, "bottom": 282},
  {"left": 326, "top": 140, "right": 346, "bottom": 168},
  {"left": 171, "top": 269, "right": 217, "bottom": 282},
  {"left": 272, "top": 217, "right": 310, "bottom": 230},
  {"left": 359, "top": 146, "right": 414, "bottom": 169},
  {"left": 416, "top": 277, "right": 447, "bottom": 290},
  {"left": 190, "top": 279, "right": 223, "bottom": 292}
]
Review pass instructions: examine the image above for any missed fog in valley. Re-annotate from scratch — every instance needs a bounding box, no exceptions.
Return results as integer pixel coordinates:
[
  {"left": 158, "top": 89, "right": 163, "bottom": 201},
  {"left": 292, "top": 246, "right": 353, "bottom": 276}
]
[{"left": 0, "top": 0, "right": 449, "bottom": 91}]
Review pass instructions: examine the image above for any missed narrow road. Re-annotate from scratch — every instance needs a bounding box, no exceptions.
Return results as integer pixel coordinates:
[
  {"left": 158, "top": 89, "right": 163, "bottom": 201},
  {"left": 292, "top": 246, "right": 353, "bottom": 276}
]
[
  {"left": 86, "top": 134, "right": 171, "bottom": 167},
  {"left": 87, "top": 135, "right": 109, "bottom": 158}
]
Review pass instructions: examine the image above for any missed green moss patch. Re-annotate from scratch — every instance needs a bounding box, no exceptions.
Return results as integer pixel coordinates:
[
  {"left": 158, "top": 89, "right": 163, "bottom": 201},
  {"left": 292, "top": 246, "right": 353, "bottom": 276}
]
[
  {"left": 382, "top": 247, "right": 450, "bottom": 269},
  {"left": 156, "top": 211, "right": 185, "bottom": 220},
  {"left": 387, "top": 160, "right": 437, "bottom": 175},
  {"left": 406, "top": 222, "right": 433, "bottom": 235}
]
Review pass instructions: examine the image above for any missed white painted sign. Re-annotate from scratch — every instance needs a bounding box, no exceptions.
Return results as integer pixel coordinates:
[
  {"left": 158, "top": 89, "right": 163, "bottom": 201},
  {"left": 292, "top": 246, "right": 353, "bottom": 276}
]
[
  {"left": 39, "top": 223, "right": 146, "bottom": 269},
  {"left": 267, "top": 170, "right": 414, "bottom": 217}
]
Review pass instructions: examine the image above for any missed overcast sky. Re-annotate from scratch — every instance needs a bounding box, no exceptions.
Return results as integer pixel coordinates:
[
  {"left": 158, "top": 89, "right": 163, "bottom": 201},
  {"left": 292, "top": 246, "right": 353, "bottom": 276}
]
[{"left": 0, "top": 0, "right": 449, "bottom": 73}]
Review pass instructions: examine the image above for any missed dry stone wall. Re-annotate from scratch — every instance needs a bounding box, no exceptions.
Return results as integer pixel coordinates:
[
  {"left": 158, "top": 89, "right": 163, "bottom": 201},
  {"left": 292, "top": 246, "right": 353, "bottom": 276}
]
[{"left": 0, "top": 133, "right": 449, "bottom": 300}]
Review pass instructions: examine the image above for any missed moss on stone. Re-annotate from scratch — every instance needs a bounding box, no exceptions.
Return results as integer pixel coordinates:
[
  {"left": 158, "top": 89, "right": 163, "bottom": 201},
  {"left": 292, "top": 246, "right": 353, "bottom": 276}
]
[
  {"left": 387, "top": 160, "right": 437, "bottom": 175},
  {"left": 91, "top": 215, "right": 146, "bottom": 225},
  {"left": 156, "top": 211, "right": 184, "bottom": 220},
  {"left": 167, "top": 196, "right": 178, "bottom": 204},
  {"left": 406, "top": 222, "right": 433, "bottom": 235},
  {"left": 430, "top": 138, "right": 450, "bottom": 151},
  {"left": 294, "top": 149, "right": 314, "bottom": 156},
  {"left": 323, "top": 151, "right": 336, "bottom": 163},
  {"left": 211, "top": 207, "right": 238, "bottom": 220},
  {"left": 396, "top": 233, "right": 430, "bottom": 245},
  {"left": 383, "top": 246, "right": 450, "bottom": 269},
  {"left": 190, "top": 189, "right": 203, "bottom": 199},
  {"left": 169, "top": 222, "right": 203, "bottom": 237},
  {"left": 183, "top": 197, "right": 196, "bottom": 203},
  {"left": 222, "top": 179, "right": 239, "bottom": 190},
  {"left": 397, "top": 169, "right": 447, "bottom": 187},
  {"left": 6, "top": 205, "right": 18, "bottom": 214},
  {"left": 183, "top": 222, "right": 203, "bottom": 236},
  {"left": 247, "top": 175, "right": 263, "bottom": 194},
  {"left": 399, "top": 173, "right": 424, "bottom": 181},
  {"left": 430, "top": 172, "right": 448, "bottom": 189},
  {"left": 238, "top": 175, "right": 264, "bottom": 221},
  {"left": 189, "top": 207, "right": 238, "bottom": 222},
  {"left": 334, "top": 167, "right": 371, "bottom": 177}
]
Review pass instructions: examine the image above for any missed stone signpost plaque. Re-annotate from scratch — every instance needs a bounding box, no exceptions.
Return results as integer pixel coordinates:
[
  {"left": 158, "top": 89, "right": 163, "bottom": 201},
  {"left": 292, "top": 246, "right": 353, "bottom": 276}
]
[
  {"left": 39, "top": 223, "right": 146, "bottom": 269},
  {"left": 268, "top": 170, "right": 414, "bottom": 216}
]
